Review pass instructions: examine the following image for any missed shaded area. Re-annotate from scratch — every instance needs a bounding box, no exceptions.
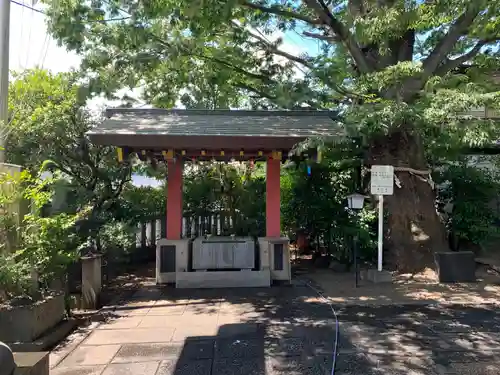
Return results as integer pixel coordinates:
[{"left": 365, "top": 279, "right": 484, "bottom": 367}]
[{"left": 51, "top": 275, "right": 500, "bottom": 375}]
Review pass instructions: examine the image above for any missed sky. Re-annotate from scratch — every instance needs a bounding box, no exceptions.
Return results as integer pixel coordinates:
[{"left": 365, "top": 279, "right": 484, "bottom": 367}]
[{"left": 9, "top": 1, "right": 80, "bottom": 73}]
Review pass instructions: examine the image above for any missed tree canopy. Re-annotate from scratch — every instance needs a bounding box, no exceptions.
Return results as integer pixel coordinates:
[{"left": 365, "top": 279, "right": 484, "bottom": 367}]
[
  {"left": 6, "top": 69, "right": 132, "bottom": 238},
  {"left": 41, "top": 0, "right": 500, "bottom": 271}
]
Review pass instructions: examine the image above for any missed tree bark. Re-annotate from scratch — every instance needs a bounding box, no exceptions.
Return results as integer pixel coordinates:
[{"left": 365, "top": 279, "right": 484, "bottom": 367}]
[{"left": 368, "top": 126, "right": 448, "bottom": 273}]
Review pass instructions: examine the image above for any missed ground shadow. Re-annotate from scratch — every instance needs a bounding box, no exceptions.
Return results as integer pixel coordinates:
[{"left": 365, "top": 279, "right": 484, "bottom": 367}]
[
  {"left": 56, "top": 262, "right": 500, "bottom": 375},
  {"left": 168, "top": 323, "right": 267, "bottom": 375},
  {"left": 154, "top": 281, "right": 500, "bottom": 374}
]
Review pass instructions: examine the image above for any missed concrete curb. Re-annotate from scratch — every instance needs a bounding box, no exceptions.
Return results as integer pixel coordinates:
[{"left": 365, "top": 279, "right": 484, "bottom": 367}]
[{"left": 8, "top": 319, "right": 78, "bottom": 353}]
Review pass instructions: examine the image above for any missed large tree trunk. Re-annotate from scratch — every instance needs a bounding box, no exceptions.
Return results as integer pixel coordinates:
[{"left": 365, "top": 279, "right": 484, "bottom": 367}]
[{"left": 368, "top": 126, "right": 449, "bottom": 273}]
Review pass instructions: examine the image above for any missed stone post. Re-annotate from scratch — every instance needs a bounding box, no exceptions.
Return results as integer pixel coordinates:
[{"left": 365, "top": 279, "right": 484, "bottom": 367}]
[{"left": 81, "top": 254, "right": 102, "bottom": 310}]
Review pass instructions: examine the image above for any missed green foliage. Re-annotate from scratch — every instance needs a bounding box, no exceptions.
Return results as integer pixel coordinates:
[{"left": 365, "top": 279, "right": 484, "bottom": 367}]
[
  {"left": 183, "top": 162, "right": 266, "bottom": 236},
  {"left": 436, "top": 160, "right": 500, "bottom": 250},
  {"left": 0, "top": 170, "right": 81, "bottom": 300},
  {"left": 98, "top": 220, "right": 137, "bottom": 263},
  {"left": 99, "top": 220, "right": 136, "bottom": 251},
  {"left": 281, "top": 142, "right": 377, "bottom": 264},
  {"left": 42, "top": 0, "right": 499, "bottom": 116},
  {"left": 6, "top": 69, "right": 132, "bottom": 240},
  {"left": 115, "top": 185, "right": 166, "bottom": 224},
  {"left": 40, "top": 0, "right": 500, "bottom": 270},
  {"left": 20, "top": 212, "right": 80, "bottom": 287},
  {"left": 0, "top": 254, "right": 32, "bottom": 301},
  {"left": 0, "top": 169, "right": 26, "bottom": 253}
]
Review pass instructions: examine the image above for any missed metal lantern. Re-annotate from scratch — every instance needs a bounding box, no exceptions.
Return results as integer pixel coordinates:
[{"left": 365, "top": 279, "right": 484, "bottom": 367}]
[{"left": 347, "top": 193, "right": 365, "bottom": 210}]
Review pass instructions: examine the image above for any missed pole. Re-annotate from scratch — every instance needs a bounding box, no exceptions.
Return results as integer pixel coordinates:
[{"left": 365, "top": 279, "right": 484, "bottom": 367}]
[
  {"left": 354, "top": 234, "right": 359, "bottom": 288},
  {"left": 377, "top": 195, "right": 383, "bottom": 271},
  {"left": 0, "top": 0, "right": 10, "bottom": 163}
]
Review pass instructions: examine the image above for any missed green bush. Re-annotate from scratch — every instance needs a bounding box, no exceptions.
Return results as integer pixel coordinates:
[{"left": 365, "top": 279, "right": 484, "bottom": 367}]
[
  {"left": 98, "top": 220, "right": 137, "bottom": 263},
  {"left": 436, "top": 162, "right": 500, "bottom": 251},
  {"left": 0, "top": 170, "right": 81, "bottom": 300},
  {"left": 0, "top": 254, "right": 32, "bottom": 302},
  {"left": 281, "top": 142, "right": 377, "bottom": 265}
]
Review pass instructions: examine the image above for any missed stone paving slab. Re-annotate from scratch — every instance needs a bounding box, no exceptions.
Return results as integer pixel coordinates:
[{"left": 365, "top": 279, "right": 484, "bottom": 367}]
[
  {"left": 101, "top": 361, "right": 160, "bottom": 375},
  {"left": 138, "top": 314, "right": 218, "bottom": 328},
  {"left": 111, "top": 343, "right": 181, "bottom": 363},
  {"left": 146, "top": 305, "right": 187, "bottom": 316},
  {"left": 171, "top": 326, "right": 219, "bottom": 342},
  {"left": 50, "top": 285, "right": 500, "bottom": 375},
  {"left": 58, "top": 345, "right": 121, "bottom": 367},
  {"left": 51, "top": 365, "right": 106, "bottom": 375},
  {"left": 84, "top": 328, "right": 175, "bottom": 345},
  {"left": 50, "top": 322, "right": 102, "bottom": 369},
  {"left": 97, "top": 316, "right": 144, "bottom": 329}
]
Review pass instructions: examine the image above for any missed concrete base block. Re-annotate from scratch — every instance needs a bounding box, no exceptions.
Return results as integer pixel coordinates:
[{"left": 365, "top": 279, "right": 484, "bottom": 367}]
[
  {"left": 0, "top": 294, "right": 65, "bottom": 343},
  {"left": 258, "top": 237, "right": 291, "bottom": 282},
  {"left": 156, "top": 238, "right": 191, "bottom": 284},
  {"left": 365, "top": 269, "right": 392, "bottom": 283},
  {"left": 176, "top": 270, "right": 271, "bottom": 288},
  {"left": 13, "top": 352, "right": 49, "bottom": 375},
  {"left": 8, "top": 319, "right": 77, "bottom": 352},
  {"left": 436, "top": 251, "right": 476, "bottom": 283}
]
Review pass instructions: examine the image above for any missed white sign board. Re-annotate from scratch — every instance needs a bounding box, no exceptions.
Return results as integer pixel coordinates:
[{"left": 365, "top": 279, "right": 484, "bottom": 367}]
[{"left": 370, "top": 165, "right": 394, "bottom": 195}]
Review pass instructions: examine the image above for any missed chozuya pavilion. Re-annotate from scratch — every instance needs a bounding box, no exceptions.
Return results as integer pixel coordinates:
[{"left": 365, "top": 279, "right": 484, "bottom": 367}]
[{"left": 88, "top": 108, "right": 341, "bottom": 288}]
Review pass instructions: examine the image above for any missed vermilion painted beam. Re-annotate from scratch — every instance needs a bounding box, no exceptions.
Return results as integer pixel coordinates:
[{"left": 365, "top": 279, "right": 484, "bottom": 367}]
[
  {"left": 166, "top": 160, "right": 183, "bottom": 240},
  {"left": 266, "top": 158, "right": 281, "bottom": 237}
]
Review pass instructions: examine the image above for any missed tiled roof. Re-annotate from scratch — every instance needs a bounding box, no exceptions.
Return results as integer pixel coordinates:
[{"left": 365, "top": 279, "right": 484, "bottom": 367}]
[{"left": 88, "top": 108, "right": 342, "bottom": 138}]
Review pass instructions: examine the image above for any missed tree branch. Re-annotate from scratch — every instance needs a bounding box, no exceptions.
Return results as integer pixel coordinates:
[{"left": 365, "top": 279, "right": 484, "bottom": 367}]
[
  {"left": 240, "top": 1, "right": 321, "bottom": 25},
  {"left": 302, "top": 31, "right": 338, "bottom": 42},
  {"left": 422, "top": 7, "right": 480, "bottom": 77},
  {"left": 204, "top": 54, "right": 276, "bottom": 82},
  {"left": 148, "top": 30, "right": 276, "bottom": 84},
  {"left": 235, "top": 82, "right": 279, "bottom": 103},
  {"left": 435, "top": 39, "right": 489, "bottom": 76},
  {"left": 303, "top": 0, "right": 372, "bottom": 73},
  {"left": 236, "top": 23, "right": 313, "bottom": 68}
]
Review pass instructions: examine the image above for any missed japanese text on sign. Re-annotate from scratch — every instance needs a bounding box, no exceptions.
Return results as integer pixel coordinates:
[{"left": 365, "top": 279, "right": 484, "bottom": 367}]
[{"left": 370, "top": 165, "right": 394, "bottom": 195}]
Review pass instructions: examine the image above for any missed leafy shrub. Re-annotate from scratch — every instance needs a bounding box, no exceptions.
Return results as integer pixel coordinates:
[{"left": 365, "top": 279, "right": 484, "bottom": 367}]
[
  {"left": 0, "top": 169, "right": 81, "bottom": 300},
  {"left": 0, "top": 254, "right": 32, "bottom": 302},
  {"left": 436, "top": 162, "right": 500, "bottom": 251},
  {"left": 98, "top": 220, "right": 136, "bottom": 263},
  {"left": 281, "top": 142, "right": 377, "bottom": 265}
]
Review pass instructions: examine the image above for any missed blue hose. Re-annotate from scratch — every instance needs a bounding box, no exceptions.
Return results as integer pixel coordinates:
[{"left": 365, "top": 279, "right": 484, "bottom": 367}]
[{"left": 301, "top": 280, "right": 339, "bottom": 375}]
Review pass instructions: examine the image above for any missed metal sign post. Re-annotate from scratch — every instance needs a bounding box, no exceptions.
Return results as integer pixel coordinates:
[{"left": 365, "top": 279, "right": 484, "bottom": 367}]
[{"left": 370, "top": 165, "right": 394, "bottom": 272}]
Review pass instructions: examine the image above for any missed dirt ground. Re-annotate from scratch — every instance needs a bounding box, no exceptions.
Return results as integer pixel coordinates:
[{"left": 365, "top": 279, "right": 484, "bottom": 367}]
[{"left": 301, "top": 263, "right": 500, "bottom": 306}]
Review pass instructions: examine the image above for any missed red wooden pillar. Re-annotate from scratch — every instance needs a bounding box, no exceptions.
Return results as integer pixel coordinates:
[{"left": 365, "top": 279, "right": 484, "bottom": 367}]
[
  {"left": 166, "top": 160, "right": 183, "bottom": 240},
  {"left": 266, "top": 157, "right": 281, "bottom": 237}
]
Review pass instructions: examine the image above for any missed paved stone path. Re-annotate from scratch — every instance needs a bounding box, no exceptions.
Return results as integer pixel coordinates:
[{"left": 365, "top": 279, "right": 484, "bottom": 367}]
[{"left": 50, "top": 283, "right": 500, "bottom": 375}]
